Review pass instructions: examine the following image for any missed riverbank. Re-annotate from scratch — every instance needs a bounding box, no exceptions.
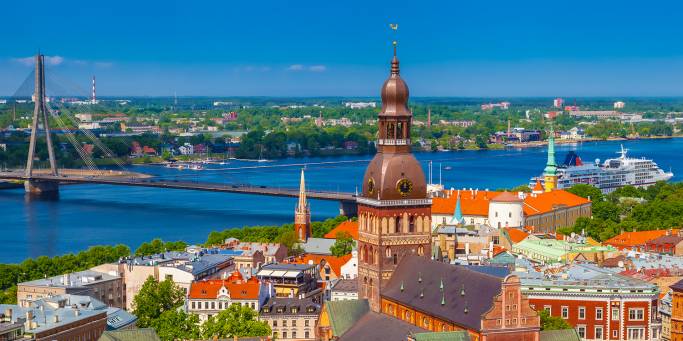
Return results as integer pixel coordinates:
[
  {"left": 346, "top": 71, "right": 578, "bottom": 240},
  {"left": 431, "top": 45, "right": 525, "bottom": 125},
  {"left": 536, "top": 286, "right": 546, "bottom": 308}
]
[{"left": 508, "top": 134, "right": 683, "bottom": 149}]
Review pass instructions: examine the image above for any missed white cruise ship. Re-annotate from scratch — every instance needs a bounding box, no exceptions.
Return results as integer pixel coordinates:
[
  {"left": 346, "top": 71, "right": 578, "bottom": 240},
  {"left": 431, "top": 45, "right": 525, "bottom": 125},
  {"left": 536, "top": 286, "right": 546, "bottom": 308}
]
[{"left": 532, "top": 145, "right": 673, "bottom": 194}]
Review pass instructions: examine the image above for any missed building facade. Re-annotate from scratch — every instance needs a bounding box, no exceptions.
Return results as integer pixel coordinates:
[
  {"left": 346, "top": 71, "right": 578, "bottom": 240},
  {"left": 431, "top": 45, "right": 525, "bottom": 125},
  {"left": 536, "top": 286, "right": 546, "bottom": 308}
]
[
  {"left": 259, "top": 296, "right": 321, "bottom": 340},
  {"left": 520, "top": 264, "right": 660, "bottom": 340},
  {"left": 17, "top": 270, "right": 125, "bottom": 309},
  {"left": 186, "top": 272, "right": 270, "bottom": 322}
]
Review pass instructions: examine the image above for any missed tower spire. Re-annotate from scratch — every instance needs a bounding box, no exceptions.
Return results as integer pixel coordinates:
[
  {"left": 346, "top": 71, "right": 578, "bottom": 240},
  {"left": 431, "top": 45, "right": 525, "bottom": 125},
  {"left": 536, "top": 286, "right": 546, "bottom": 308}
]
[
  {"left": 298, "top": 168, "right": 307, "bottom": 210},
  {"left": 451, "top": 191, "right": 464, "bottom": 225},
  {"left": 294, "top": 168, "right": 311, "bottom": 242},
  {"left": 543, "top": 121, "right": 558, "bottom": 192}
]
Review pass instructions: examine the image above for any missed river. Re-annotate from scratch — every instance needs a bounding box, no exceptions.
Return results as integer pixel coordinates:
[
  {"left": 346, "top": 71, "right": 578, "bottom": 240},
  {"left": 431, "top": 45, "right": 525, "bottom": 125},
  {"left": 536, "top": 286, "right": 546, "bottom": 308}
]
[{"left": 0, "top": 138, "right": 681, "bottom": 263}]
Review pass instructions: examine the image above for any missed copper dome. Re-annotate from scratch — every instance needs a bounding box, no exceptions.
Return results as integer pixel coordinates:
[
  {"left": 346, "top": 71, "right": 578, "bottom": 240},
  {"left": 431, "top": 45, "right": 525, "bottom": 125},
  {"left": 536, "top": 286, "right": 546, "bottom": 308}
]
[{"left": 379, "top": 56, "right": 411, "bottom": 117}]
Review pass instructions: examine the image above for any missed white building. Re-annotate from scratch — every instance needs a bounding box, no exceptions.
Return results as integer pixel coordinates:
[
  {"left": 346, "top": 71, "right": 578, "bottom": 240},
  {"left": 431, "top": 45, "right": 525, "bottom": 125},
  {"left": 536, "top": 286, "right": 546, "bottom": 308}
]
[
  {"left": 340, "top": 250, "right": 358, "bottom": 280},
  {"left": 178, "top": 143, "right": 194, "bottom": 155},
  {"left": 614, "top": 101, "right": 625, "bottom": 109},
  {"left": 330, "top": 279, "right": 358, "bottom": 301},
  {"left": 343, "top": 102, "right": 376, "bottom": 109}
]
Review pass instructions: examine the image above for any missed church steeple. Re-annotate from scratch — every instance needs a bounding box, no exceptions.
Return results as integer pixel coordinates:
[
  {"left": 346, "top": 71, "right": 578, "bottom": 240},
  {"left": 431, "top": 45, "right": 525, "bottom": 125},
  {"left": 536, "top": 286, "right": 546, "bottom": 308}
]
[
  {"left": 450, "top": 191, "right": 464, "bottom": 225},
  {"left": 294, "top": 168, "right": 311, "bottom": 242},
  {"left": 544, "top": 122, "right": 558, "bottom": 192}
]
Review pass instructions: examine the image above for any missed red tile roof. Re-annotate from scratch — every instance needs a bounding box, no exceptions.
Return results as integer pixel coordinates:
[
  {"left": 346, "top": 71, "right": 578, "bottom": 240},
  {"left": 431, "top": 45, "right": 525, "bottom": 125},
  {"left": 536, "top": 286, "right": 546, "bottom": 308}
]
[
  {"left": 288, "top": 254, "right": 352, "bottom": 278},
  {"left": 604, "top": 230, "right": 680, "bottom": 250},
  {"left": 522, "top": 190, "right": 590, "bottom": 216},
  {"left": 431, "top": 190, "right": 500, "bottom": 216},
  {"left": 188, "top": 275, "right": 260, "bottom": 300},
  {"left": 324, "top": 220, "right": 358, "bottom": 240},
  {"left": 432, "top": 189, "right": 589, "bottom": 217},
  {"left": 505, "top": 228, "right": 529, "bottom": 244}
]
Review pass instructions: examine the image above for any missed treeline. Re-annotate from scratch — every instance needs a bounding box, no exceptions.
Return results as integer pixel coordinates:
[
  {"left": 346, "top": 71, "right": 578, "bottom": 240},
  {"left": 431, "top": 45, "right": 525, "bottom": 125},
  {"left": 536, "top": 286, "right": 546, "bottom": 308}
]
[
  {"left": 0, "top": 244, "right": 130, "bottom": 303},
  {"left": 236, "top": 125, "right": 375, "bottom": 159},
  {"left": 560, "top": 182, "right": 683, "bottom": 241},
  {"left": 205, "top": 215, "right": 349, "bottom": 246}
]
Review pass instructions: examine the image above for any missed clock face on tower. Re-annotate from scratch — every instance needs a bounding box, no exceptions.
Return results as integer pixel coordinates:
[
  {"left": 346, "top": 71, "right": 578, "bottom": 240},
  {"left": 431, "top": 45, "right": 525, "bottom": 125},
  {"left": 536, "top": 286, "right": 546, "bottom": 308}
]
[
  {"left": 367, "top": 177, "right": 376, "bottom": 194},
  {"left": 396, "top": 178, "right": 413, "bottom": 197}
]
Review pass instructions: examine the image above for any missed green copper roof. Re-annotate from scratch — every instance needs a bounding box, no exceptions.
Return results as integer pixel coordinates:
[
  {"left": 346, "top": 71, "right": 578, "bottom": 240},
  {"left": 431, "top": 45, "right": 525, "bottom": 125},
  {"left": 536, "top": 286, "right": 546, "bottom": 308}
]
[
  {"left": 540, "top": 329, "right": 581, "bottom": 341},
  {"left": 99, "top": 328, "right": 161, "bottom": 341},
  {"left": 450, "top": 192, "right": 464, "bottom": 225},
  {"left": 544, "top": 123, "right": 557, "bottom": 175},
  {"left": 326, "top": 299, "right": 370, "bottom": 337},
  {"left": 411, "top": 331, "right": 471, "bottom": 341}
]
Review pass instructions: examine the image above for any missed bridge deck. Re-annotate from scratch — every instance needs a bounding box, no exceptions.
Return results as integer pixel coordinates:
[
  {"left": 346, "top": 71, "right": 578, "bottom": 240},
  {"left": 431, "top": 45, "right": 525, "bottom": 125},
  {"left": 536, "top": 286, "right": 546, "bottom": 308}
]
[{"left": 0, "top": 172, "right": 356, "bottom": 202}]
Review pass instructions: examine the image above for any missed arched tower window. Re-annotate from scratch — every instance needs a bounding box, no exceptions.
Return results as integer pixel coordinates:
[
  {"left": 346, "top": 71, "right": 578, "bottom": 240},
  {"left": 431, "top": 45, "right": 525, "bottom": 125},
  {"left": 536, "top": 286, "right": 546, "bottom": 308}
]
[
  {"left": 417, "top": 245, "right": 424, "bottom": 256},
  {"left": 385, "top": 247, "right": 391, "bottom": 258},
  {"left": 397, "top": 122, "right": 404, "bottom": 139},
  {"left": 387, "top": 123, "right": 395, "bottom": 139},
  {"left": 409, "top": 216, "right": 415, "bottom": 233}
]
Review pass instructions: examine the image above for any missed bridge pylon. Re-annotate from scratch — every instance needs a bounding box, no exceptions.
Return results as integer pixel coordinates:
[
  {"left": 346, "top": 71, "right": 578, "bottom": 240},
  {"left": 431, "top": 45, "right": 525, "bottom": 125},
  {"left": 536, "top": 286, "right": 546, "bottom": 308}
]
[{"left": 25, "top": 53, "right": 59, "bottom": 195}]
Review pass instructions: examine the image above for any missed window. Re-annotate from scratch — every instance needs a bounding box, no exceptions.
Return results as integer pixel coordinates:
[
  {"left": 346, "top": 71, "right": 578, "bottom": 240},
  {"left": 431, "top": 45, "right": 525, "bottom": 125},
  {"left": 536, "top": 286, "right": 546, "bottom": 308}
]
[
  {"left": 283, "top": 320, "right": 287, "bottom": 327},
  {"left": 578, "top": 306, "right": 585, "bottom": 320},
  {"left": 627, "top": 328, "right": 645, "bottom": 339},
  {"left": 577, "top": 326, "right": 586, "bottom": 338},
  {"left": 612, "top": 308, "right": 620, "bottom": 321},
  {"left": 191, "top": 301, "right": 195, "bottom": 310},
  {"left": 292, "top": 331, "right": 297, "bottom": 339},
  {"left": 165, "top": 274, "right": 173, "bottom": 281},
  {"left": 273, "top": 320, "right": 277, "bottom": 327},
  {"left": 613, "top": 330, "right": 618, "bottom": 338},
  {"left": 596, "top": 307, "right": 603, "bottom": 320},
  {"left": 595, "top": 326, "right": 603, "bottom": 339},
  {"left": 211, "top": 302, "right": 215, "bottom": 310},
  {"left": 204, "top": 302, "right": 209, "bottom": 309},
  {"left": 561, "top": 306, "right": 569, "bottom": 319},
  {"left": 282, "top": 332, "right": 287, "bottom": 339},
  {"left": 393, "top": 254, "right": 398, "bottom": 265},
  {"left": 292, "top": 319, "right": 297, "bottom": 327},
  {"left": 386, "top": 247, "right": 391, "bottom": 258},
  {"left": 628, "top": 308, "right": 644, "bottom": 321},
  {"left": 305, "top": 319, "right": 309, "bottom": 327},
  {"left": 305, "top": 331, "right": 309, "bottom": 339},
  {"left": 543, "top": 306, "right": 551, "bottom": 314},
  {"left": 423, "top": 317, "right": 429, "bottom": 327}
]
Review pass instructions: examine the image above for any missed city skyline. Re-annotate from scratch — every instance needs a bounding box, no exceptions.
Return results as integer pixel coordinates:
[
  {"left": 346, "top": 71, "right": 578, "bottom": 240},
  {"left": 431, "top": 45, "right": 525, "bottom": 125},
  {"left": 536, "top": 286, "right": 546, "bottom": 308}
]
[{"left": 3, "top": 0, "right": 683, "bottom": 97}]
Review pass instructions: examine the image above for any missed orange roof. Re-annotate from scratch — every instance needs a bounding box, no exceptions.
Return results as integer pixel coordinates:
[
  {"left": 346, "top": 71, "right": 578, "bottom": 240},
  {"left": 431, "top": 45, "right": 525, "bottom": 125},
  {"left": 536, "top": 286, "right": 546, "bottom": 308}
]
[
  {"left": 324, "top": 220, "right": 358, "bottom": 240},
  {"left": 604, "top": 229, "right": 680, "bottom": 250},
  {"left": 288, "top": 254, "right": 352, "bottom": 278},
  {"left": 492, "top": 245, "right": 507, "bottom": 256},
  {"left": 505, "top": 227, "right": 529, "bottom": 244},
  {"left": 492, "top": 192, "right": 523, "bottom": 202},
  {"left": 522, "top": 190, "right": 590, "bottom": 216},
  {"left": 188, "top": 277, "right": 260, "bottom": 300},
  {"left": 431, "top": 189, "right": 501, "bottom": 215},
  {"left": 533, "top": 179, "right": 543, "bottom": 192}
]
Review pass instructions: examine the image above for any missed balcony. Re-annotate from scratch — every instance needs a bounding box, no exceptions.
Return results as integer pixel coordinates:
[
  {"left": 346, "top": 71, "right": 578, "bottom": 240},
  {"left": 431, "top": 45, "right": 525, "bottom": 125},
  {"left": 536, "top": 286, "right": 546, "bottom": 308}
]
[{"left": 378, "top": 139, "right": 410, "bottom": 146}]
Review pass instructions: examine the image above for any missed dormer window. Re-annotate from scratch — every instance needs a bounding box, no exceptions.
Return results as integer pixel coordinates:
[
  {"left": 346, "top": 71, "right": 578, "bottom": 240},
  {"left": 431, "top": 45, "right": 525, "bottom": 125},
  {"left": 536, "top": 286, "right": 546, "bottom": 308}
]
[
  {"left": 307, "top": 306, "right": 316, "bottom": 313},
  {"left": 276, "top": 307, "right": 285, "bottom": 313},
  {"left": 291, "top": 307, "right": 299, "bottom": 314}
]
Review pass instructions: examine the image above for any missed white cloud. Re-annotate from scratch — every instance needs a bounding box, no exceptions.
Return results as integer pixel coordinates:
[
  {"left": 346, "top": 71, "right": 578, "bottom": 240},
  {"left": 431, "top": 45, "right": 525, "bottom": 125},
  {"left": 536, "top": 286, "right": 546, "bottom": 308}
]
[
  {"left": 44, "top": 56, "right": 64, "bottom": 65},
  {"left": 286, "top": 64, "right": 327, "bottom": 72},
  {"left": 287, "top": 64, "right": 305, "bottom": 71}
]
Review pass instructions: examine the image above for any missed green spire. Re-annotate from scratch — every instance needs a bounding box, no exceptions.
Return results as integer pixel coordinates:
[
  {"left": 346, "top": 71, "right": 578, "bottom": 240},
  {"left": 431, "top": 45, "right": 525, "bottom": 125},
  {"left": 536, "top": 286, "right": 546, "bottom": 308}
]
[
  {"left": 544, "top": 122, "right": 557, "bottom": 176},
  {"left": 450, "top": 191, "right": 464, "bottom": 225}
]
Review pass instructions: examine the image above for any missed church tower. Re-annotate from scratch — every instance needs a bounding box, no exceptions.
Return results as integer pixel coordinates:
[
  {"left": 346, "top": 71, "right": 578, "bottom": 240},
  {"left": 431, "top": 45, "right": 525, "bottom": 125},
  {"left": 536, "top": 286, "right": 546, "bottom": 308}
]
[
  {"left": 294, "top": 168, "right": 311, "bottom": 242},
  {"left": 357, "top": 43, "right": 432, "bottom": 312},
  {"left": 543, "top": 122, "right": 558, "bottom": 192}
]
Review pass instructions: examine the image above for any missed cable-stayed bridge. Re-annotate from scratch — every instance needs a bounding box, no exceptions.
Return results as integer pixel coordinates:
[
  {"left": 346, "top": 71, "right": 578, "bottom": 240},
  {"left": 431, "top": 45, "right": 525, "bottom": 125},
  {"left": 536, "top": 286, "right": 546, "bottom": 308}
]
[{"left": 0, "top": 54, "right": 358, "bottom": 215}]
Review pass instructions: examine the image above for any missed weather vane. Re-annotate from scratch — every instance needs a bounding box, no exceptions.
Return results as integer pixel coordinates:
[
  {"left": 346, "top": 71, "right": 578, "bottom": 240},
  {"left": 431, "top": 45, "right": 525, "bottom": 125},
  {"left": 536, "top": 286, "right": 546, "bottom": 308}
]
[{"left": 389, "top": 23, "right": 398, "bottom": 54}]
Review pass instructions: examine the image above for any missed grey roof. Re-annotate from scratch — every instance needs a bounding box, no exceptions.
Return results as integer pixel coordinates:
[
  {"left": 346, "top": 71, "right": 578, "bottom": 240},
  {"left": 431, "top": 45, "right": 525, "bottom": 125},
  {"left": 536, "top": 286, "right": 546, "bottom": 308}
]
[
  {"left": 0, "top": 294, "right": 136, "bottom": 335},
  {"left": 259, "top": 296, "right": 321, "bottom": 317},
  {"left": 382, "top": 255, "right": 503, "bottom": 331},
  {"left": 461, "top": 265, "right": 510, "bottom": 279},
  {"left": 127, "top": 251, "right": 232, "bottom": 277},
  {"left": 20, "top": 270, "right": 119, "bottom": 288},
  {"left": 105, "top": 307, "right": 138, "bottom": 330},
  {"left": 411, "top": 331, "right": 471, "bottom": 341},
  {"left": 339, "top": 311, "right": 427, "bottom": 341},
  {"left": 301, "top": 238, "right": 336, "bottom": 255},
  {"left": 234, "top": 242, "right": 284, "bottom": 257},
  {"left": 331, "top": 279, "right": 358, "bottom": 293}
]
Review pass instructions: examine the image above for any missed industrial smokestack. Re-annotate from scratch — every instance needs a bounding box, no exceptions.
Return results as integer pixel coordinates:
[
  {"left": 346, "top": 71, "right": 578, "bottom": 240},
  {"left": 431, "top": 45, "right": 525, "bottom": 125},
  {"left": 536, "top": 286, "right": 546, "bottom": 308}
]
[{"left": 91, "top": 75, "right": 96, "bottom": 104}]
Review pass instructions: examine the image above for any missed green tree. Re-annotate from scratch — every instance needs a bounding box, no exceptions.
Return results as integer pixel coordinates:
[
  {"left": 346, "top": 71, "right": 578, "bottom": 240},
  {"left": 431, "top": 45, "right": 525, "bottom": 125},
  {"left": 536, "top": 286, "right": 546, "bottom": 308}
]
[
  {"left": 566, "top": 184, "right": 604, "bottom": 202},
  {"left": 539, "top": 310, "right": 572, "bottom": 331},
  {"left": 330, "top": 231, "right": 356, "bottom": 257},
  {"left": 201, "top": 304, "right": 271, "bottom": 339},
  {"left": 132, "top": 277, "right": 186, "bottom": 328},
  {"left": 151, "top": 310, "right": 202, "bottom": 341}
]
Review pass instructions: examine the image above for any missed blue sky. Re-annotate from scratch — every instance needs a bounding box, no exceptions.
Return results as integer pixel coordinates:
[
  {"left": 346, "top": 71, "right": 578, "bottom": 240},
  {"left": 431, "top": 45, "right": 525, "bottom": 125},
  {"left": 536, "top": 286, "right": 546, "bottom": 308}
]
[{"left": 3, "top": 0, "right": 683, "bottom": 97}]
